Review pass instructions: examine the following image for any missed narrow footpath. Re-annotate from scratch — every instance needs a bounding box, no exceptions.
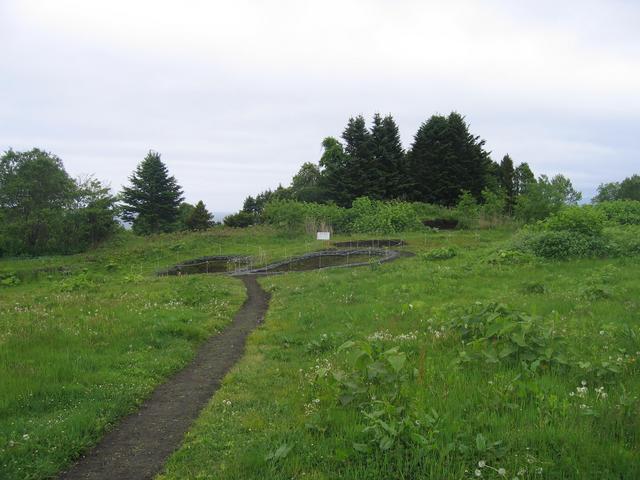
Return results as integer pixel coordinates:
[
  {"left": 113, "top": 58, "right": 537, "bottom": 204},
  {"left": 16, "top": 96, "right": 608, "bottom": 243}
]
[{"left": 58, "top": 275, "right": 269, "bottom": 480}]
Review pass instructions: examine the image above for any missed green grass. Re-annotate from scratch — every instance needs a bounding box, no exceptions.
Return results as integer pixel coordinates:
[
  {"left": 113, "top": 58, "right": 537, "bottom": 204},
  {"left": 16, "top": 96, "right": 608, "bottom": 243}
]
[
  {"left": 157, "top": 229, "right": 640, "bottom": 480},
  {"left": 0, "top": 225, "right": 327, "bottom": 479},
  {"left": 2, "top": 226, "right": 639, "bottom": 479}
]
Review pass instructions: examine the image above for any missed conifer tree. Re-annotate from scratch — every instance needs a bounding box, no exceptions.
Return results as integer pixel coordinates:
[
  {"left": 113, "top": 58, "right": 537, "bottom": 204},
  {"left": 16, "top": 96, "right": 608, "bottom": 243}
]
[
  {"left": 185, "top": 200, "right": 214, "bottom": 230},
  {"left": 341, "top": 115, "right": 373, "bottom": 199},
  {"left": 406, "top": 113, "right": 491, "bottom": 206},
  {"left": 121, "top": 150, "right": 184, "bottom": 234},
  {"left": 369, "top": 114, "right": 406, "bottom": 199},
  {"left": 499, "top": 154, "right": 516, "bottom": 213}
]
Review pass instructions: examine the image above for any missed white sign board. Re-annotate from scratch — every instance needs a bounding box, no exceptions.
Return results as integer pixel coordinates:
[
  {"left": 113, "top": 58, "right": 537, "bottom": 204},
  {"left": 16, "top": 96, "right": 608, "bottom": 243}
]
[{"left": 316, "top": 231, "right": 331, "bottom": 241}]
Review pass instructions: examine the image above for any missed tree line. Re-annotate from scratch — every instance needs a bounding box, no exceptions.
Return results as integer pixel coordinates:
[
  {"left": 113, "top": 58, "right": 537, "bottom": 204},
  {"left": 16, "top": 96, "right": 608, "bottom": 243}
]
[
  {"left": 0, "top": 149, "right": 214, "bottom": 256},
  {"left": 238, "top": 112, "right": 579, "bottom": 222},
  {"left": 2, "top": 111, "right": 637, "bottom": 256}
]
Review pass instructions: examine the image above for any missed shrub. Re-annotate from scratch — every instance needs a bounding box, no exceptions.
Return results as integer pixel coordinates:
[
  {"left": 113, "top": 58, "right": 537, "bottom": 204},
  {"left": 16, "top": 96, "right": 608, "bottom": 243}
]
[
  {"left": 422, "top": 246, "right": 457, "bottom": 260},
  {"left": 514, "top": 205, "right": 610, "bottom": 259},
  {"left": 605, "top": 225, "right": 640, "bottom": 256},
  {"left": 261, "top": 197, "right": 422, "bottom": 234},
  {"left": 309, "top": 340, "right": 439, "bottom": 454},
  {"left": 514, "top": 230, "right": 609, "bottom": 259},
  {"left": 450, "top": 303, "right": 569, "bottom": 370},
  {"left": 223, "top": 211, "right": 257, "bottom": 228},
  {"left": 0, "top": 271, "right": 20, "bottom": 287},
  {"left": 544, "top": 206, "right": 605, "bottom": 236},
  {"left": 455, "top": 191, "right": 479, "bottom": 229},
  {"left": 594, "top": 200, "right": 640, "bottom": 225},
  {"left": 350, "top": 197, "right": 423, "bottom": 234},
  {"left": 262, "top": 199, "right": 348, "bottom": 233},
  {"left": 479, "top": 188, "right": 506, "bottom": 227}
]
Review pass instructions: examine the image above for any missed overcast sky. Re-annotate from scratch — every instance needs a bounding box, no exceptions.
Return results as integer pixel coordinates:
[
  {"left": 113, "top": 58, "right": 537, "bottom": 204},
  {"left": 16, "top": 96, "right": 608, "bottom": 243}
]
[{"left": 2, "top": 0, "right": 639, "bottom": 213}]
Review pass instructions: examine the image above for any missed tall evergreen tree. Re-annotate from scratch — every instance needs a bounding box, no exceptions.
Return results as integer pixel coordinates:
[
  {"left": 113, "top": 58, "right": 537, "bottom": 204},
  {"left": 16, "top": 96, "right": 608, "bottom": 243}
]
[
  {"left": 499, "top": 154, "right": 516, "bottom": 213},
  {"left": 185, "top": 200, "right": 214, "bottom": 230},
  {"left": 121, "top": 151, "right": 184, "bottom": 234},
  {"left": 406, "top": 114, "right": 449, "bottom": 203},
  {"left": 446, "top": 112, "right": 492, "bottom": 201},
  {"left": 406, "top": 113, "right": 491, "bottom": 205},
  {"left": 369, "top": 114, "right": 406, "bottom": 199},
  {"left": 341, "top": 115, "right": 373, "bottom": 199}
]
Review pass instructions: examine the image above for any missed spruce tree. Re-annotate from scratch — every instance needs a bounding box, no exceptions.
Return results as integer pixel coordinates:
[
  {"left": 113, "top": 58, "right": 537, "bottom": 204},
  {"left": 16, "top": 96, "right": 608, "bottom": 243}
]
[
  {"left": 406, "top": 113, "right": 491, "bottom": 206},
  {"left": 445, "top": 112, "right": 491, "bottom": 203},
  {"left": 185, "top": 200, "right": 214, "bottom": 230},
  {"left": 405, "top": 114, "right": 450, "bottom": 204},
  {"left": 121, "top": 151, "right": 184, "bottom": 234},
  {"left": 369, "top": 114, "right": 406, "bottom": 199},
  {"left": 499, "top": 154, "right": 516, "bottom": 213},
  {"left": 341, "top": 115, "right": 373, "bottom": 199}
]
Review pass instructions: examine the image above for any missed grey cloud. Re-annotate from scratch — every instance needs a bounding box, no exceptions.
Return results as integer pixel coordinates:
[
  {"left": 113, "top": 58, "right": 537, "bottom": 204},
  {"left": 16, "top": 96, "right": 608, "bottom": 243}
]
[{"left": 1, "top": 0, "right": 639, "bottom": 210}]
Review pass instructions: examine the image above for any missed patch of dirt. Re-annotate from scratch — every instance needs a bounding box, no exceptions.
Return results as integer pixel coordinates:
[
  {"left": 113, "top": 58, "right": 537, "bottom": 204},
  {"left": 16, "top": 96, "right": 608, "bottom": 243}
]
[
  {"left": 332, "top": 239, "right": 407, "bottom": 248},
  {"left": 57, "top": 275, "right": 269, "bottom": 480},
  {"left": 158, "top": 255, "right": 251, "bottom": 276},
  {"left": 243, "top": 249, "right": 401, "bottom": 274},
  {"left": 57, "top": 247, "right": 412, "bottom": 479}
]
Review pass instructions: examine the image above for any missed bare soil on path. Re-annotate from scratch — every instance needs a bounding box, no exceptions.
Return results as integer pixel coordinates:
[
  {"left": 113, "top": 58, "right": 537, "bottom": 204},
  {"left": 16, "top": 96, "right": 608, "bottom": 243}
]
[
  {"left": 57, "top": 249, "right": 408, "bottom": 479},
  {"left": 57, "top": 275, "right": 269, "bottom": 480}
]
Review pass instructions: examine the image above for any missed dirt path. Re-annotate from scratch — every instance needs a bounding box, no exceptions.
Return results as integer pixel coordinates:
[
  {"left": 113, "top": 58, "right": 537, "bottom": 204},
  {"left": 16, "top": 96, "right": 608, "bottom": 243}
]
[{"left": 57, "top": 275, "right": 269, "bottom": 480}]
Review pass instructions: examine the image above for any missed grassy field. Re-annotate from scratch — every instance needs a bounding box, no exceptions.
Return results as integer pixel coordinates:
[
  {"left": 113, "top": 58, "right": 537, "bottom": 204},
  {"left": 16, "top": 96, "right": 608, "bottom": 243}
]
[
  {"left": 157, "top": 229, "right": 639, "bottom": 480},
  {"left": 2, "top": 226, "right": 639, "bottom": 479},
  {"left": 0, "top": 227, "right": 328, "bottom": 479}
]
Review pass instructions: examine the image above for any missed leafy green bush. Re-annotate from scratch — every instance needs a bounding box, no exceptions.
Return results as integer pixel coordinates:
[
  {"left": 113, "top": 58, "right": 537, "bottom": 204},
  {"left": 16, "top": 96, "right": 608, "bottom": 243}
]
[
  {"left": 223, "top": 211, "right": 257, "bottom": 228},
  {"left": 514, "top": 230, "right": 609, "bottom": 259},
  {"left": 422, "top": 246, "right": 457, "bottom": 260},
  {"left": 594, "top": 200, "right": 640, "bottom": 225},
  {"left": 262, "top": 199, "right": 348, "bottom": 233},
  {"left": 450, "top": 303, "right": 569, "bottom": 370},
  {"left": 0, "top": 271, "right": 20, "bottom": 287},
  {"left": 59, "top": 272, "right": 104, "bottom": 292},
  {"left": 262, "top": 197, "right": 421, "bottom": 234},
  {"left": 544, "top": 206, "right": 605, "bottom": 236},
  {"left": 454, "top": 191, "right": 479, "bottom": 229},
  {"left": 514, "top": 205, "right": 610, "bottom": 259},
  {"left": 309, "top": 340, "right": 438, "bottom": 454},
  {"left": 605, "top": 225, "right": 640, "bottom": 256},
  {"left": 349, "top": 197, "right": 422, "bottom": 234}
]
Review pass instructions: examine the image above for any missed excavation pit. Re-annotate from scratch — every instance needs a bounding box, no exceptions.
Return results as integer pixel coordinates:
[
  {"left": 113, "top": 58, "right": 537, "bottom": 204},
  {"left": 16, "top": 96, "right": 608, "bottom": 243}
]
[
  {"left": 240, "top": 249, "right": 401, "bottom": 275},
  {"left": 158, "top": 255, "right": 252, "bottom": 276},
  {"left": 332, "top": 239, "right": 407, "bottom": 248}
]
